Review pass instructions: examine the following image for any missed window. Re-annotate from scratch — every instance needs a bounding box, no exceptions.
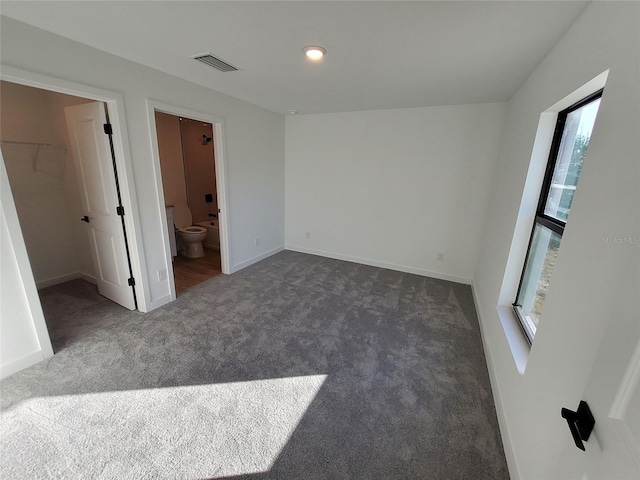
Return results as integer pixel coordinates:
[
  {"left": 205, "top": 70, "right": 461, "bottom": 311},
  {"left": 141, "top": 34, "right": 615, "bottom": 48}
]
[{"left": 513, "top": 90, "right": 602, "bottom": 343}]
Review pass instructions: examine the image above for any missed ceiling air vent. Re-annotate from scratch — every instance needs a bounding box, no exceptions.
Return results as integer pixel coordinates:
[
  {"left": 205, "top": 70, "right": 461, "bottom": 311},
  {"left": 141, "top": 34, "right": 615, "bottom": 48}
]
[{"left": 192, "top": 53, "right": 238, "bottom": 72}]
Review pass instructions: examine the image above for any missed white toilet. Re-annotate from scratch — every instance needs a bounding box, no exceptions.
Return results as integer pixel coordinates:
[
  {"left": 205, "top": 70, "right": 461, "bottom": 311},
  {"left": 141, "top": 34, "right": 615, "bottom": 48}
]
[{"left": 174, "top": 204, "right": 207, "bottom": 258}]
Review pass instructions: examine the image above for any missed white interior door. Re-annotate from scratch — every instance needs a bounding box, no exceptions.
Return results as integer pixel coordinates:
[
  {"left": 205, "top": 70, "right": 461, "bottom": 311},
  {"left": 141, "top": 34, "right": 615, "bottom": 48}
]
[
  {"left": 555, "top": 328, "right": 640, "bottom": 479},
  {"left": 65, "top": 102, "right": 136, "bottom": 310}
]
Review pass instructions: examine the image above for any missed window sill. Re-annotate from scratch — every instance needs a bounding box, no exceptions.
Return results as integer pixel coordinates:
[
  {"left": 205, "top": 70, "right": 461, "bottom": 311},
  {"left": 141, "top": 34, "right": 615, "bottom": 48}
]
[{"left": 496, "top": 305, "right": 530, "bottom": 374}]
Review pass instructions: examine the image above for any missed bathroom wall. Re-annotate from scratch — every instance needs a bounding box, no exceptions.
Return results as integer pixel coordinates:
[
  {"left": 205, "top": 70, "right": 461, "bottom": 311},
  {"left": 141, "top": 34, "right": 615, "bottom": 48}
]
[
  {"left": 155, "top": 113, "right": 218, "bottom": 225},
  {"left": 180, "top": 117, "right": 217, "bottom": 224},
  {"left": 155, "top": 111, "right": 187, "bottom": 208},
  {"left": 0, "top": 80, "right": 95, "bottom": 286}
]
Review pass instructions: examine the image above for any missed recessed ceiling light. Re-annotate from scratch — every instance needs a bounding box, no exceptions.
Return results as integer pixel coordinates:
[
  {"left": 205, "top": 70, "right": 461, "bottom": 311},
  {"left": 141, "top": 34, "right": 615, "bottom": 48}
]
[
  {"left": 288, "top": 110, "right": 298, "bottom": 115},
  {"left": 302, "top": 45, "right": 327, "bottom": 61}
]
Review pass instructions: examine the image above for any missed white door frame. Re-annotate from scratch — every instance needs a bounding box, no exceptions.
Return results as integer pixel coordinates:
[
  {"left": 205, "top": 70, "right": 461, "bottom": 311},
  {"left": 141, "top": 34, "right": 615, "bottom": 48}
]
[
  {"left": 1, "top": 66, "right": 150, "bottom": 312},
  {"left": 146, "top": 100, "right": 231, "bottom": 301}
]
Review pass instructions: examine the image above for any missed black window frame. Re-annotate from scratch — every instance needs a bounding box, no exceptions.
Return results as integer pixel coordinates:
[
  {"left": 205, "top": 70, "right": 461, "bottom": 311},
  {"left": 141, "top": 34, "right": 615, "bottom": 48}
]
[{"left": 513, "top": 89, "right": 603, "bottom": 344}]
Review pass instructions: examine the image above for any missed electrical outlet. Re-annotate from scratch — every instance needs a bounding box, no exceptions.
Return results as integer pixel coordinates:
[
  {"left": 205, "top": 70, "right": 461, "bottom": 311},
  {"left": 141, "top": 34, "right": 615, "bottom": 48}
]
[
  {"left": 255, "top": 237, "right": 260, "bottom": 246},
  {"left": 436, "top": 253, "right": 445, "bottom": 262},
  {"left": 157, "top": 268, "right": 167, "bottom": 281},
  {"left": 306, "top": 232, "right": 311, "bottom": 239}
]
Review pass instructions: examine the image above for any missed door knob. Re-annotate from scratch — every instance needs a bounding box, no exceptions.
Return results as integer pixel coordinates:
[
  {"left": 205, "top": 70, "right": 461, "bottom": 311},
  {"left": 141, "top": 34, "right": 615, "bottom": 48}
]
[
  {"left": 81, "top": 216, "right": 89, "bottom": 223},
  {"left": 561, "top": 400, "right": 595, "bottom": 451}
]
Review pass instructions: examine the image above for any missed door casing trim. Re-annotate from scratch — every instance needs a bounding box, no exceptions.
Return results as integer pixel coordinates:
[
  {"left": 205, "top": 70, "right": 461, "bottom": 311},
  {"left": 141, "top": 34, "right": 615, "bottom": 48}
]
[{"left": 146, "top": 100, "right": 231, "bottom": 304}]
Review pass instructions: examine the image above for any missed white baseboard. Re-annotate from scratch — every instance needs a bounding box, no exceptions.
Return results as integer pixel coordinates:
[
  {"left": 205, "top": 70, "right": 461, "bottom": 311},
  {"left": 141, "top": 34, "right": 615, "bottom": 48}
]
[
  {"left": 36, "top": 272, "right": 80, "bottom": 289},
  {"left": 78, "top": 272, "right": 97, "bottom": 284},
  {"left": 36, "top": 271, "right": 95, "bottom": 289},
  {"left": 231, "top": 245, "right": 285, "bottom": 273},
  {"left": 471, "top": 283, "right": 520, "bottom": 480},
  {"left": 0, "top": 349, "right": 49, "bottom": 380},
  {"left": 285, "top": 244, "right": 472, "bottom": 285}
]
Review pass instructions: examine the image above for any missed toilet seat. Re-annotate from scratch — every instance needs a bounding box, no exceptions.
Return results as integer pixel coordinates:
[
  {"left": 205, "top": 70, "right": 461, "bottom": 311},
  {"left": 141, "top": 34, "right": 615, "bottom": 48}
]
[
  {"left": 173, "top": 203, "right": 207, "bottom": 259},
  {"left": 178, "top": 226, "right": 207, "bottom": 234}
]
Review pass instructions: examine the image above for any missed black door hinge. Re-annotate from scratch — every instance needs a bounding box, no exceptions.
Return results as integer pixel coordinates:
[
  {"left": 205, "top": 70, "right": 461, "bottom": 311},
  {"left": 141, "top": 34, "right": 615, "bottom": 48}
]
[
  {"left": 104, "top": 123, "right": 113, "bottom": 135},
  {"left": 116, "top": 206, "right": 125, "bottom": 216},
  {"left": 128, "top": 277, "right": 136, "bottom": 287}
]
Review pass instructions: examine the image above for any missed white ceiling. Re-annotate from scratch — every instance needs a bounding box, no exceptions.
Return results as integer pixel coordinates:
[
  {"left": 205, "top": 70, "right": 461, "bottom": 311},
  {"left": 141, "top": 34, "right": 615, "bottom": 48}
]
[{"left": 0, "top": 1, "right": 589, "bottom": 115}]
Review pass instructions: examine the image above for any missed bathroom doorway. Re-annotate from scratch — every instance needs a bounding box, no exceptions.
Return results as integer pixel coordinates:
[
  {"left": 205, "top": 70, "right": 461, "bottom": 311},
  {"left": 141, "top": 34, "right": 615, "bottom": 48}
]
[{"left": 153, "top": 111, "right": 223, "bottom": 293}]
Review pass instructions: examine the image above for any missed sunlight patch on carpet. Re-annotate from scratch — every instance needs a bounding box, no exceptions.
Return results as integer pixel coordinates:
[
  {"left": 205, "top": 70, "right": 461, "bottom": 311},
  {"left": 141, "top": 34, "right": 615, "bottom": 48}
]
[{"left": 0, "top": 375, "right": 327, "bottom": 478}]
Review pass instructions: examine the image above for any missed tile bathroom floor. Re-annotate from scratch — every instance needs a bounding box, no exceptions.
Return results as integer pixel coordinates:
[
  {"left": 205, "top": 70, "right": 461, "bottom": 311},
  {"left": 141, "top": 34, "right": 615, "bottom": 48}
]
[{"left": 172, "top": 248, "right": 222, "bottom": 293}]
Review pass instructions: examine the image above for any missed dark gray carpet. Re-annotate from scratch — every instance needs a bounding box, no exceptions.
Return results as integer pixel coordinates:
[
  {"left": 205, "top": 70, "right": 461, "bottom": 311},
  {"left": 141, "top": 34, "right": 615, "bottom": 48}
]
[{"left": 0, "top": 250, "right": 508, "bottom": 479}]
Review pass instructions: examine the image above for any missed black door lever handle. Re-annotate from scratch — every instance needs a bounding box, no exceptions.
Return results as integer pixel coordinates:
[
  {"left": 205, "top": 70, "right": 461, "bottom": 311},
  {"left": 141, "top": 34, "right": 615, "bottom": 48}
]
[
  {"left": 81, "top": 216, "right": 89, "bottom": 223},
  {"left": 561, "top": 400, "right": 595, "bottom": 451}
]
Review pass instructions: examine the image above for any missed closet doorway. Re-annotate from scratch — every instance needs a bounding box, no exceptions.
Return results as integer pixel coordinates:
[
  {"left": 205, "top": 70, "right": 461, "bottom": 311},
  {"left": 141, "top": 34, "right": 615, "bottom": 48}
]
[
  {"left": 0, "top": 76, "right": 146, "bottom": 366},
  {"left": 0, "top": 81, "right": 137, "bottom": 309}
]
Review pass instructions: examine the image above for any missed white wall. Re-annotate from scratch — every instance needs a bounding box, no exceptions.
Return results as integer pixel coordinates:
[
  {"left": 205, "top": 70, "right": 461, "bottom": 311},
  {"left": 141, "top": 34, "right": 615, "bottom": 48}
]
[
  {"left": 1, "top": 81, "right": 94, "bottom": 287},
  {"left": 473, "top": 2, "right": 639, "bottom": 478},
  {"left": 285, "top": 104, "right": 506, "bottom": 283},
  {"left": 0, "top": 17, "right": 285, "bottom": 312}
]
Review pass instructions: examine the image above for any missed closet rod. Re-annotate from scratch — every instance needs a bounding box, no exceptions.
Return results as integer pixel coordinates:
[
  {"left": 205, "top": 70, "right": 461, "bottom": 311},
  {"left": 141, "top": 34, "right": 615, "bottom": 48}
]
[{"left": 0, "top": 140, "right": 64, "bottom": 148}]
